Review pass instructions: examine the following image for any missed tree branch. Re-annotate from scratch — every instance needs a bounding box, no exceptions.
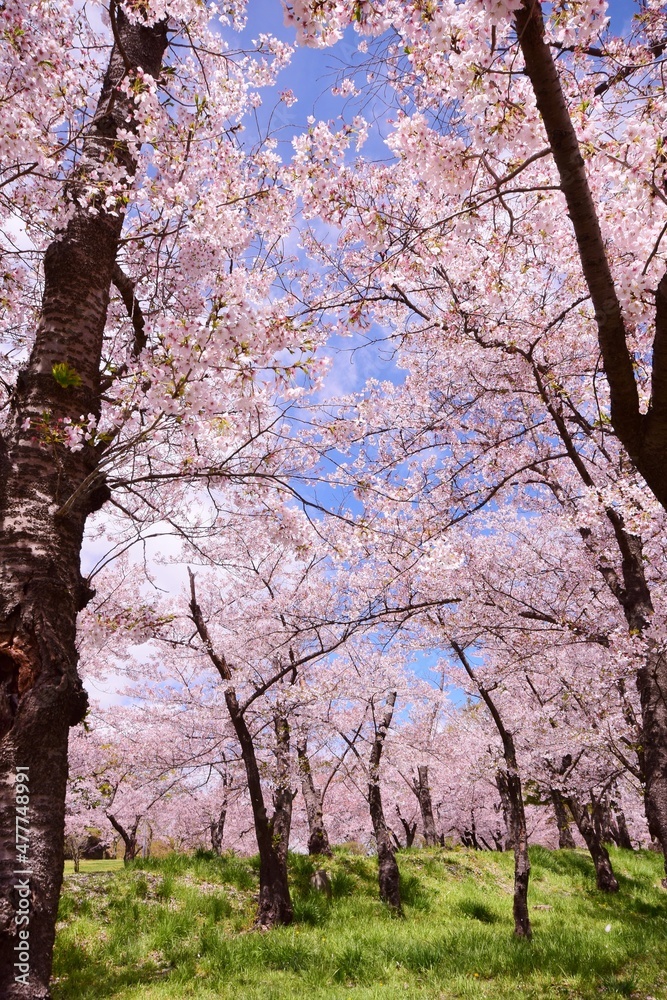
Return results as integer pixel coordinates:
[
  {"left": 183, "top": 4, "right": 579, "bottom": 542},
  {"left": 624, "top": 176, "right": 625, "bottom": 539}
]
[
  {"left": 112, "top": 263, "right": 147, "bottom": 357},
  {"left": 515, "top": 0, "right": 642, "bottom": 463}
]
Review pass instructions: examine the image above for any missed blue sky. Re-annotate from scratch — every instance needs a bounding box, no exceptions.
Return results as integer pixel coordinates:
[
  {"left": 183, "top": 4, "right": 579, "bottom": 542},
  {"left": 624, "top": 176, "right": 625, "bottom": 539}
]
[
  {"left": 86, "top": 0, "right": 645, "bottom": 707},
  {"left": 236, "top": 0, "right": 640, "bottom": 134}
]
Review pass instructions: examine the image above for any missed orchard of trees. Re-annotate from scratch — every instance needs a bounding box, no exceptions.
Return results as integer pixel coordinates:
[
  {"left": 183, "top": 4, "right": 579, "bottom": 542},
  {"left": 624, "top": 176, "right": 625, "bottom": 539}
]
[{"left": 2, "top": 0, "right": 667, "bottom": 996}]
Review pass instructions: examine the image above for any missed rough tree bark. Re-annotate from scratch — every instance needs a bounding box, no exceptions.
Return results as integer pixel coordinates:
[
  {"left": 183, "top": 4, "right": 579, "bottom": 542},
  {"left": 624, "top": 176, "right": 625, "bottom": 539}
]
[
  {"left": 271, "top": 713, "right": 296, "bottom": 870},
  {"left": 296, "top": 739, "right": 332, "bottom": 857},
  {"left": 188, "top": 571, "right": 293, "bottom": 927},
  {"left": 0, "top": 13, "right": 168, "bottom": 998},
  {"left": 452, "top": 642, "right": 531, "bottom": 938},
  {"left": 550, "top": 789, "right": 576, "bottom": 849},
  {"left": 566, "top": 795, "right": 619, "bottom": 892},
  {"left": 368, "top": 691, "right": 402, "bottom": 911},
  {"left": 412, "top": 765, "right": 438, "bottom": 847},
  {"left": 232, "top": 696, "right": 294, "bottom": 927},
  {"left": 497, "top": 758, "right": 531, "bottom": 937},
  {"left": 515, "top": 0, "right": 667, "bottom": 887}
]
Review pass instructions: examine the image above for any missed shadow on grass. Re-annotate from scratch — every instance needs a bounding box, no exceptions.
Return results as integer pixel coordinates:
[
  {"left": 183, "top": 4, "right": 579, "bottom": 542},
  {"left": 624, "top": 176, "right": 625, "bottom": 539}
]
[
  {"left": 129, "top": 848, "right": 256, "bottom": 890},
  {"left": 529, "top": 845, "right": 599, "bottom": 882}
]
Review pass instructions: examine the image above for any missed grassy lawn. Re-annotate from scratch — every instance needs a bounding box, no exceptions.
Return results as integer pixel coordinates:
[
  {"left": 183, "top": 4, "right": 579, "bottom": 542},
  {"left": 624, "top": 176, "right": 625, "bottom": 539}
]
[
  {"left": 53, "top": 846, "right": 667, "bottom": 1000},
  {"left": 63, "top": 859, "right": 125, "bottom": 874}
]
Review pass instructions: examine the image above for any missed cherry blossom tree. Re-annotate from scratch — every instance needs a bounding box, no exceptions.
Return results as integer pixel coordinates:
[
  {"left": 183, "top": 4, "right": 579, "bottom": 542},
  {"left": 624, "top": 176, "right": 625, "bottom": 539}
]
[
  {"left": 0, "top": 1, "right": 323, "bottom": 990},
  {"left": 285, "top": 0, "right": 667, "bottom": 881},
  {"left": 6, "top": 2, "right": 667, "bottom": 992}
]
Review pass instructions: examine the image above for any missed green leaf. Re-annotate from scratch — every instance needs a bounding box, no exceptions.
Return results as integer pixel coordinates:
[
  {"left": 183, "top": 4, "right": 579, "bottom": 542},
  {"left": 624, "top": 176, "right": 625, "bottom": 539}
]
[{"left": 52, "top": 362, "right": 82, "bottom": 389}]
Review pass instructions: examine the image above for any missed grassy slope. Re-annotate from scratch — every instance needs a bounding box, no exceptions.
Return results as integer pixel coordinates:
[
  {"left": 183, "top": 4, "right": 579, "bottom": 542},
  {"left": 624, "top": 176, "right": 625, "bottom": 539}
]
[{"left": 53, "top": 846, "right": 667, "bottom": 1000}]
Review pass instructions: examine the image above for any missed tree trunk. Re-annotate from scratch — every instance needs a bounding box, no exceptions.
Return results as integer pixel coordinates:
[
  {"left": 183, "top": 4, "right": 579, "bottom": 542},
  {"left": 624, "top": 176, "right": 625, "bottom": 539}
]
[
  {"left": 412, "top": 766, "right": 438, "bottom": 846},
  {"left": 368, "top": 692, "right": 401, "bottom": 911},
  {"left": 369, "top": 782, "right": 402, "bottom": 910},
  {"left": 550, "top": 789, "right": 576, "bottom": 849},
  {"left": 296, "top": 739, "right": 332, "bottom": 856},
  {"left": 0, "top": 14, "right": 168, "bottom": 998},
  {"left": 593, "top": 788, "right": 630, "bottom": 849},
  {"left": 106, "top": 814, "right": 140, "bottom": 865},
  {"left": 210, "top": 805, "right": 228, "bottom": 855},
  {"left": 226, "top": 694, "right": 293, "bottom": 926},
  {"left": 496, "top": 770, "right": 516, "bottom": 851},
  {"left": 462, "top": 811, "right": 482, "bottom": 850},
  {"left": 65, "top": 837, "right": 82, "bottom": 875},
  {"left": 187, "top": 573, "right": 293, "bottom": 927},
  {"left": 637, "top": 649, "right": 667, "bottom": 883},
  {"left": 395, "top": 807, "right": 417, "bottom": 848},
  {"left": 142, "top": 825, "right": 152, "bottom": 861},
  {"left": 210, "top": 770, "right": 234, "bottom": 855},
  {"left": 271, "top": 714, "right": 295, "bottom": 869},
  {"left": 613, "top": 801, "right": 633, "bottom": 851},
  {"left": 452, "top": 641, "right": 531, "bottom": 937},
  {"left": 498, "top": 764, "right": 532, "bottom": 938},
  {"left": 567, "top": 796, "right": 619, "bottom": 892}
]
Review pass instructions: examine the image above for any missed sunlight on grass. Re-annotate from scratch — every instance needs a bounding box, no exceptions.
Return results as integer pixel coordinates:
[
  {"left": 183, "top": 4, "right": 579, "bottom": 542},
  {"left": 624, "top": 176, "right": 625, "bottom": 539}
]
[
  {"left": 63, "top": 859, "right": 125, "bottom": 874},
  {"left": 52, "top": 846, "right": 667, "bottom": 999}
]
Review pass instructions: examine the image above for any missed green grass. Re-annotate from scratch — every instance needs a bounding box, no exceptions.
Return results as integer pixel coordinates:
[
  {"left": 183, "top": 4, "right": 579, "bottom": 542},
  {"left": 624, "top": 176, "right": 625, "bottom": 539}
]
[
  {"left": 63, "top": 859, "right": 125, "bottom": 874},
  {"left": 53, "top": 846, "right": 667, "bottom": 999}
]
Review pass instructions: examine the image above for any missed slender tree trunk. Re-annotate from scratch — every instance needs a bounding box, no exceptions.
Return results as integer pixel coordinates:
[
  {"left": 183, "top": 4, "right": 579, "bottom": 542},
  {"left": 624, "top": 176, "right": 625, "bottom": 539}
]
[
  {"left": 368, "top": 692, "right": 401, "bottom": 911},
  {"left": 452, "top": 642, "right": 531, "bottom": 937},
  {"left": 271, "top": 714, "right": 295, "bottom": 869},
  {"left": 223, "top": 694, "right": 293, "bottom": 925},
  {"left": 106, "top": 814, "right": 140, "bottom": 865},
  {"left": 596, "top": 784, "right": 634, "bottom": 851},
  {"left": 550, "top": 789, "right": 576, "bottom": 849},
  {"left": 296, "top": 740, "right": 332, "bottom": 856},
  {"left": 227, "top": 694, "right": 293, "bottom": 926},
  {"left": 395, "top": 806, "right": 417, "bottom": 848},
  {"left": 612, "top": 800, "right": 633, "bottom": 851},
  {"left": 210, "top": 770, "right": 234, "bottom": 854},
  {"left": 567, "top": 796, "right": 619, "bottom": 892},
  {"left": 412, "top": 766, "right": 438, "bottom": 846},
  {"left": 0, "top": 15, "right": 168, "bottom": 998},
  {"left": 499, "top": 764, "right": 531, "bottom": 938},
  {"left": 496, "top": 770, "right": 516, "bottom": 851},
  {"left": 187, "top": 573, "right": 293, "bottom": 927},
  {"left": 463, "top": 812, "right": 482, "bottom": 851},
  {"left": 593, "top": 788, "right": 631, "bottom": 849},
  {"left": 65, "top": 839, "right": 82, "bottom": 875},
  {"left": 492, "top": 827, "right": 505, "bottom": 852},
  {"left": 142, "top": 825, "right": 153, "bottom": 860},
  {"left": 210, "top": 805, "right": 228, "bottom": 855}
]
